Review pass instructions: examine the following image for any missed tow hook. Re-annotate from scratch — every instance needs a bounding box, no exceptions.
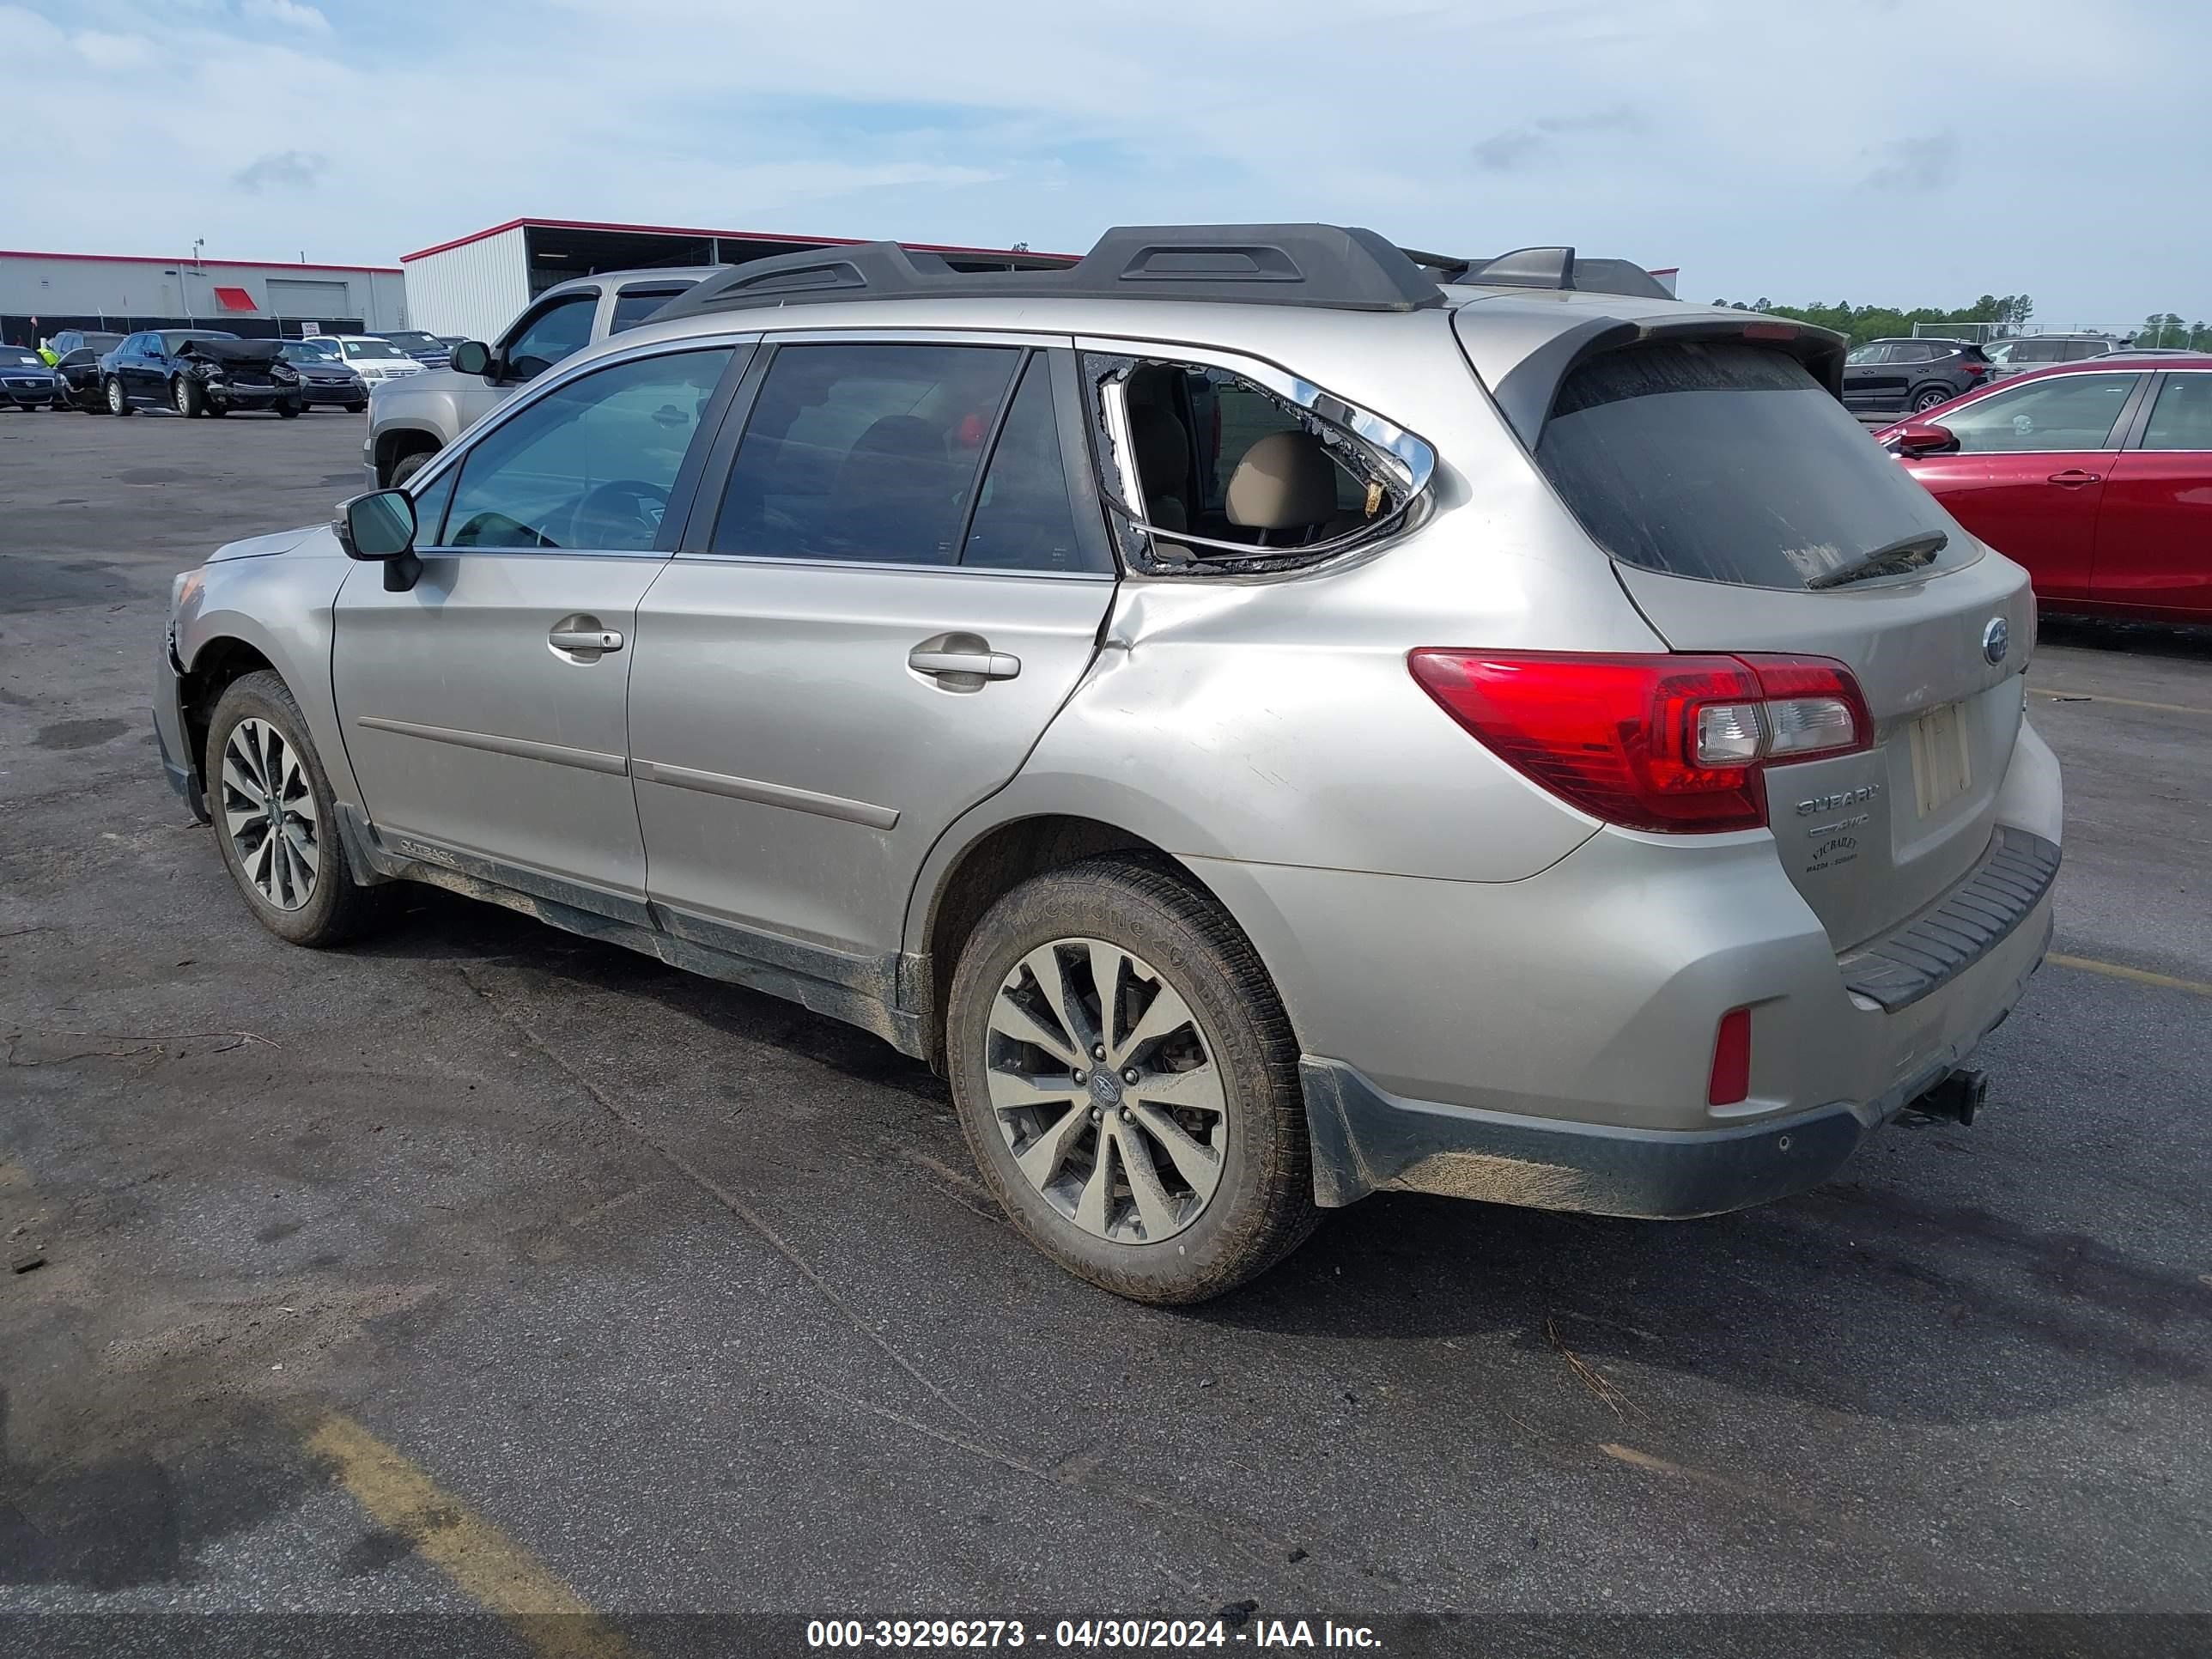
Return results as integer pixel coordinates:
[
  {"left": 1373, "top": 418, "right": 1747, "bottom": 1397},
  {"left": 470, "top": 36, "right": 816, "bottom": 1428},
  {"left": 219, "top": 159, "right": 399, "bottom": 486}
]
[{"left": 1906, "top": 1066, "right": 1989, "bottom": 1127}]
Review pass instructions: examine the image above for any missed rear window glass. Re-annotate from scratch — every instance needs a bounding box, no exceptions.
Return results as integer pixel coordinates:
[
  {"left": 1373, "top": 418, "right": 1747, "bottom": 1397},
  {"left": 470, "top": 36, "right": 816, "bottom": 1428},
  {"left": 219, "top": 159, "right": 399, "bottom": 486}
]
[{"left": 1536, "top": 340, "right": 1966, "bottom": 591}]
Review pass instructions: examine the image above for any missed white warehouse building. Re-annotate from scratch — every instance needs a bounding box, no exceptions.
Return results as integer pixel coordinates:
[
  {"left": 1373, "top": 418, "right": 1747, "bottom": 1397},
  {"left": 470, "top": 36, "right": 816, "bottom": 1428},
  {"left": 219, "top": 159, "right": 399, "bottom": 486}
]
[
  {"left": 0, "top": 247, "right": 407, "bottom": 349},
  {"left": 400, "top": 217, "right": 1075, "bottom": 343}
]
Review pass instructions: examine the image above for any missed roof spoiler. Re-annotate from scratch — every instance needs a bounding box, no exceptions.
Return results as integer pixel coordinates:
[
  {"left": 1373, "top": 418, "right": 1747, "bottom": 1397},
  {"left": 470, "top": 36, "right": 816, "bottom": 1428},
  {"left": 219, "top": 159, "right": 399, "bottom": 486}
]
[{"left": 653, "top": 224, "right": 1447, "bottom": 320}]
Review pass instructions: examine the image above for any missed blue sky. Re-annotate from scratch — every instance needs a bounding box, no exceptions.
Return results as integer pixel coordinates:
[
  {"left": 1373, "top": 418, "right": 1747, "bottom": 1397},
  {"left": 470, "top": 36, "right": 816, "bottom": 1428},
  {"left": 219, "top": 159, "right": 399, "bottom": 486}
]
[{"left": 3, "top": 0, "right": 2206, "bottom": 325}]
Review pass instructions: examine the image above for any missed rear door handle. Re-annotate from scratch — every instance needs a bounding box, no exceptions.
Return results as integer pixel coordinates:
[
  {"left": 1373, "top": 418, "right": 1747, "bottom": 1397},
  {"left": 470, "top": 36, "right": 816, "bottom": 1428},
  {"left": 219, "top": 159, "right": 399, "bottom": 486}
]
[
  {"left": 908, "top": 642, "right": 1020, "bottom": 682},
  {"left": 2047, "top": 468, "right": 2101, "bottom": 486}
]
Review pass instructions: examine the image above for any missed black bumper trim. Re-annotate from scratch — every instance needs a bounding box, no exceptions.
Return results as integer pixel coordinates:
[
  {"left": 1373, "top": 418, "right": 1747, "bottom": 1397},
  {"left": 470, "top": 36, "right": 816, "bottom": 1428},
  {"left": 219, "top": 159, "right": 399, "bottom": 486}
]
[
  {"left": 1300, "top": 1060, "right": 1870, "bottom": 1218},
  {"left": 1838, "top": 827, "right": 2060, "bottom": 1012}
]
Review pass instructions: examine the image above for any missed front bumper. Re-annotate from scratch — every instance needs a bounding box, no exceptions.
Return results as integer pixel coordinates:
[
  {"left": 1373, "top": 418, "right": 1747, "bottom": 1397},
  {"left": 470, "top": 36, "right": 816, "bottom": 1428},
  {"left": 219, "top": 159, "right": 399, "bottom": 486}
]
[
  {"left": 2, "top": 380, "right": 58, "bottom": 407},
  {"left": 209, "top": 381, "right": 293, "bottom": 407},
  {"left": 153, "top": 632, "right": 209, "bottom": 823},
  {"left": 299, "top": 382, "right": 366, "bottom": 405}
]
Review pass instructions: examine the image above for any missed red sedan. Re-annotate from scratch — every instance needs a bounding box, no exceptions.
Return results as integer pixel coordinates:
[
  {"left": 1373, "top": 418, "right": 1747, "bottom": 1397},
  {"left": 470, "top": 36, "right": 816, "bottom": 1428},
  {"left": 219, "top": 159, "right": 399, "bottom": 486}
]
[{"left": 1875, "top": 354, "right": 2212, "bottom": 623}]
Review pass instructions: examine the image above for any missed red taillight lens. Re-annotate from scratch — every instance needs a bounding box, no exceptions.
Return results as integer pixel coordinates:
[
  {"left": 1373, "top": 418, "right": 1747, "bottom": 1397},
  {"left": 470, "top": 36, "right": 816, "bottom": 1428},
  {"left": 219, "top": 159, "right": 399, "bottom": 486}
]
[
  {"left": 1961, "top": 361, "right": 1989, "bottom": 378},
  {"left": 1708, "top": 1006, "right": 1753, "bottom": 1106},
  {"left": 1407, "top": 651, "right": 1872, "bottom": 834}
]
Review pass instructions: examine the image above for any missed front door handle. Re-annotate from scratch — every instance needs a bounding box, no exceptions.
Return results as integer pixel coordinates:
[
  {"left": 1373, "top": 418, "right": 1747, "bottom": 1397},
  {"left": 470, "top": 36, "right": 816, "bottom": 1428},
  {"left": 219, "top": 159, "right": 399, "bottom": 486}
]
[
  {"left": 2047, "top": 468, "right": 2101, "bottom": 486},
  {"left": 908, "top": 634, "right": 1020, "bottom": 687},
  {"left": 549, "top": 620, "right": 624, "bottom": 659}
]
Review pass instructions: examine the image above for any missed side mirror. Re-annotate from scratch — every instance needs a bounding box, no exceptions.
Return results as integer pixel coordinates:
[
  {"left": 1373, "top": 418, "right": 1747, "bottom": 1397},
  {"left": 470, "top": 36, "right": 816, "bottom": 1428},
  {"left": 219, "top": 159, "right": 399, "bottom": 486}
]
[
  {"left": 1894, "top": 422, "right": 1958, "bottom": 457},
  {"left": 449, "top": 340, "right": 492, "bottom": 377},
  {"left": 335, "top": 489, "right": 423, "bottom": 592}
]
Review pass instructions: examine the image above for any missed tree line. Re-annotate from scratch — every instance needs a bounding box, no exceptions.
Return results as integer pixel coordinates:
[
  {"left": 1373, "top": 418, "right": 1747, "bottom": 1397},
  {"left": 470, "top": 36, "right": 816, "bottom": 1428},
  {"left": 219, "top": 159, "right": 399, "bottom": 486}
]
[{"left": 1708, "top": 292, "right": 2209, "bottom": 350}]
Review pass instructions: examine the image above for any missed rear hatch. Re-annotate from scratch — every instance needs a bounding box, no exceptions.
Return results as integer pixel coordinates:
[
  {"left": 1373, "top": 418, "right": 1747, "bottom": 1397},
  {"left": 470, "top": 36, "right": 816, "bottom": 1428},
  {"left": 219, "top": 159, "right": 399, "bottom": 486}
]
[{"left": 1513, "top": 331, "right": 2033, "bottom": 953}]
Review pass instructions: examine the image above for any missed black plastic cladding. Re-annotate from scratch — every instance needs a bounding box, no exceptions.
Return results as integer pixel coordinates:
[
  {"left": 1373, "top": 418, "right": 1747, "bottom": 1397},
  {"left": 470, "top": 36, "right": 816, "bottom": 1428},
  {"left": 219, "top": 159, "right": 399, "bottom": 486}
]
[{"left": 653, "top": 224, "right": 1448, "bottom": 319}]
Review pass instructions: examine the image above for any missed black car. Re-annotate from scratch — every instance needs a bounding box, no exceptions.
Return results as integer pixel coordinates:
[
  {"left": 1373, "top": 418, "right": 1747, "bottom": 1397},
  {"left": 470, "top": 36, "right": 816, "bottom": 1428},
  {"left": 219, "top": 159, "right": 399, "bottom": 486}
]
[
  {"left": 52, "top": 345, "right": 111, "bottom": 411},
  {"left": 1841, "top": 337, "right": 1992, "bottom": 417},
  {"left": 0, "top": 343, "right": 62, "bottom": 410},
  {"left": 101, "top": 330, "right": 303, "bottom": 418},
  {"left": 276, "top": 338, "right": 370, "bottom": 410}
]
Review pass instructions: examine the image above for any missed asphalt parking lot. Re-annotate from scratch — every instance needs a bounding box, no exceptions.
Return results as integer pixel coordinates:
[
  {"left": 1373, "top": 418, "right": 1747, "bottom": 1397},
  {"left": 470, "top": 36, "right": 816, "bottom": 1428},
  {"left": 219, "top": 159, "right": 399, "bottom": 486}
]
[{"left": 3, "top": 408, "right": 2209, "bottom": 1653}]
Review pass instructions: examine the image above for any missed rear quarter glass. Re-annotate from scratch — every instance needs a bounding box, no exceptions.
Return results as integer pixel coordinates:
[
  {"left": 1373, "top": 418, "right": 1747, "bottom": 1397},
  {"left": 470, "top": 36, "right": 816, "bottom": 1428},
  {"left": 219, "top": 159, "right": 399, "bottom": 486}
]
[{"left": 1534, "top": 341, "right": 1966, "bottom": 591}]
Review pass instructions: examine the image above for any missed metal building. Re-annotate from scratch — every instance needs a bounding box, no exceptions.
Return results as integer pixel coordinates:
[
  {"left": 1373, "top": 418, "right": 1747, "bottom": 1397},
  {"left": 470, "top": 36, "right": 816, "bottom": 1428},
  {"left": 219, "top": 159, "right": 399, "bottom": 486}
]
[
  {"left": 0, "top": 249, "right": 408, "bottom": 349},
  {"left": 401, "top": 218, "right": 1073, "bottom": 341}
]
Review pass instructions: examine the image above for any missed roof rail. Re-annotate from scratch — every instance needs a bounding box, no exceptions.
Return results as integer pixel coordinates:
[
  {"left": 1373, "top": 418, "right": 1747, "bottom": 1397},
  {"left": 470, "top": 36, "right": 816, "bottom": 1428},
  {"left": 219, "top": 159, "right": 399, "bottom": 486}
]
[
  {"left": 1407, "top": 245, "right": 1676, "bottom": 302},
  {"left": 652, "top": 223, "right": 1446, "bottom": 320}
]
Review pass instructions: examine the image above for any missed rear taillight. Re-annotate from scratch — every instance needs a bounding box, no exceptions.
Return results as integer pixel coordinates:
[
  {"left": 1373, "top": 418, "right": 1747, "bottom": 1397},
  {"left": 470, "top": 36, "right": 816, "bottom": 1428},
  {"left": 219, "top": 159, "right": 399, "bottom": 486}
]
[
  {"left": 1961, "top": 360, "right": 1989, "bottom": 378},
  {"left": 1407, "top": 651, "right": 1873, "bottom": 834}
]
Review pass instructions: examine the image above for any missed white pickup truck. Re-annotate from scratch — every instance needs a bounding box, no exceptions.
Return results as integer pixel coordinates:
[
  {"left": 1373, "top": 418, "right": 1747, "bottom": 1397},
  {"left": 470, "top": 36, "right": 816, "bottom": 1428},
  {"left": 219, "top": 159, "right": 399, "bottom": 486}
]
[{"left": 362, "top": 266, "right": 714, "bottom": 488}]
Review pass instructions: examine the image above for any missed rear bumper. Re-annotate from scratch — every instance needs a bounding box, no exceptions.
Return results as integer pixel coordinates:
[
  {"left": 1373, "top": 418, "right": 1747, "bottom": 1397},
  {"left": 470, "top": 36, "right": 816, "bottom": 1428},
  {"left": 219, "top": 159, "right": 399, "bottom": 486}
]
[
  {"left": 1299, "top": 894, "right": 2049, "bottom": 1215},
  {"left": 1191, "top": 721, "right": 2063, "bottom": 1215}
]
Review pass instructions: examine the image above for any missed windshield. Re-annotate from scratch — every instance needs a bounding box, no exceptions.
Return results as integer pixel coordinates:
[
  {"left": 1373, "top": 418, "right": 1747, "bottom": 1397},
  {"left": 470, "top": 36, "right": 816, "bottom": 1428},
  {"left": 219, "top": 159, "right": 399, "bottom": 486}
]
[
  {"left": 285, "top": 339, "right": 342, "bottom": 361},
  {"left": 1536, "top": 340, "right": 1968, "bottom": 591},
  {"left": 341, "top": 340, "right": 405, "bottom": 361},
  {"left": 0, "top": 348, "right": 45, "bottom": 368},
  {"left": 379, "top": 331, "right": 441, "bottom": 350}
]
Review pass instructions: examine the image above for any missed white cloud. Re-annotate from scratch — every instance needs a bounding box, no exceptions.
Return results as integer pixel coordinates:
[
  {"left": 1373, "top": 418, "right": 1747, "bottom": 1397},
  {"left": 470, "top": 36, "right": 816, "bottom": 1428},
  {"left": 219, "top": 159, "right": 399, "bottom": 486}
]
[{"left": 240, "top": 0, "right": 330, "bottom": 30}]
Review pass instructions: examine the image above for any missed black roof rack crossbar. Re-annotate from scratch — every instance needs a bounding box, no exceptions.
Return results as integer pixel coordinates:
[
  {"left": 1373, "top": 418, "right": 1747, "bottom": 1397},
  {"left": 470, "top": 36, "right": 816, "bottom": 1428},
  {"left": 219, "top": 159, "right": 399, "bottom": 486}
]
[
  {"left": 653, "top": 223, "right": 1447, "bottom": 321},
  {"left": 1417, "top": 245, "right": 1675, "bottom": 302}
]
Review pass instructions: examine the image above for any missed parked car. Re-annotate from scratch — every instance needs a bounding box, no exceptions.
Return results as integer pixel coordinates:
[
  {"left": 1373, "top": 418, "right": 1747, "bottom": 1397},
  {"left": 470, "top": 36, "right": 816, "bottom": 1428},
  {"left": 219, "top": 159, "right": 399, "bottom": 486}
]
[
  {"left": 1985, "top": 335, "right": 2121, "bottom": 381},
  {"left": 157, "top": 225, "right": 2059, "bottom": 1304},
  {"left": 46, "top": 328, "right": 124, "bottom": 362},
  {"left": 369, "top": 329, "right": 453, "bottom": 370},
  {"left": 1877, "top": 355, "right": 2212, "bottom": 623},
  {"left": 0, "top": 343, "right": 62, "bottom": 410},
  {"left": 366, "top": 266, "right": 714, "bottom": 485},
  {"left": 1841, "top": 337, "right": 1991, "bottom": 416},
  {"left": 51, "top": 345, "right": 109, "bottom": 411},
  {"left": 100, "top": 330, "right": 304, "bottom": 417},
  {"left": 323, "top": 335, "right": 428, "bottom": 390},
  {"left": 277, "top": 339, "right": 370, "bottom": 411}
]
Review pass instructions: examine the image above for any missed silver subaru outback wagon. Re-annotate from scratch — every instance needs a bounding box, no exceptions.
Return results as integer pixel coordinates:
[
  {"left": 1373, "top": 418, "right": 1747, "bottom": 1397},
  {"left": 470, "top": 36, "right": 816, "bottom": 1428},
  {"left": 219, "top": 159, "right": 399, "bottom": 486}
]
[{"left": 153, "top": 225, "right": 2061, "bottom": 1304}]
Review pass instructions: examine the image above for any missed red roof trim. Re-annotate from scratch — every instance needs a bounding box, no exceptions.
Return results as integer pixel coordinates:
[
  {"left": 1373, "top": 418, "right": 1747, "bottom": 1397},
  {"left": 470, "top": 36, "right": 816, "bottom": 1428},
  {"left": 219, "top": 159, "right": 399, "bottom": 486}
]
[
  {"left": 0, "top": 248, "right": 399, "bottom": 274},
  {"left": 400, "top": 216, "right": 1075, "bottom": 265}
]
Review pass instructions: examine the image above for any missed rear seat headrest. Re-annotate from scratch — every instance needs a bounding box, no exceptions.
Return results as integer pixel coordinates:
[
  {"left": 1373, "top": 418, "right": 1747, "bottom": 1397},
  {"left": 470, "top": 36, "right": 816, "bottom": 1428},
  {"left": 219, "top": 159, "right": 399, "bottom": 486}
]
[{"left": 1226, "top": 430, "right": 1339, "bottom": 529}]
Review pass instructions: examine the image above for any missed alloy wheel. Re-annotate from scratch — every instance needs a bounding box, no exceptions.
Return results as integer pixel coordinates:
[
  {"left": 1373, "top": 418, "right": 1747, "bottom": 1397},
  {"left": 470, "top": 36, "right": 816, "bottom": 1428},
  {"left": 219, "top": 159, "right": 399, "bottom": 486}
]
[
  {"left": 984, "top": 938, "right": 1227, "bottom": 1243},
  {"left": 220, "top": 717, "right": 320, "bottom": 911}
]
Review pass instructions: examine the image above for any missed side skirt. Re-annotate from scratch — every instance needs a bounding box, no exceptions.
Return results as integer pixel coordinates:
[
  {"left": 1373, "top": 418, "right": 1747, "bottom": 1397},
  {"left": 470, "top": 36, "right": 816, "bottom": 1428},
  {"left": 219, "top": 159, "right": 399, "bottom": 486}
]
[{"left": 334, "top": 805, "right": 926, "bottom": 1057}]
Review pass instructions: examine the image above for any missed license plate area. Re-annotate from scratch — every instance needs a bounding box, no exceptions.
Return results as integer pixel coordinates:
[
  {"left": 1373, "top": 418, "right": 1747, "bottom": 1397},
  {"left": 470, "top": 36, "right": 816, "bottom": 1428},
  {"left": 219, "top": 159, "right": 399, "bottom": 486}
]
[{"left": 1908, "top": 702, "right": 1972, "bottom": 817}]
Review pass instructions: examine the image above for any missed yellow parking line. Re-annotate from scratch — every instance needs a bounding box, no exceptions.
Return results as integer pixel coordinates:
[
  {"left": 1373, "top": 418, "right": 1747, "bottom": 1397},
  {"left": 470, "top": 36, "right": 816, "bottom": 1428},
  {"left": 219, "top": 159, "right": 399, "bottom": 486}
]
[
  {"left": 306, "top": 1413, "right": 641, "bottom": 1659},
  {"left": 2032, "top": 690, "right": 2211, "bottom": 717},
  {"left": 2048, "top": 953, "right": 2212, "bottom": 999}
]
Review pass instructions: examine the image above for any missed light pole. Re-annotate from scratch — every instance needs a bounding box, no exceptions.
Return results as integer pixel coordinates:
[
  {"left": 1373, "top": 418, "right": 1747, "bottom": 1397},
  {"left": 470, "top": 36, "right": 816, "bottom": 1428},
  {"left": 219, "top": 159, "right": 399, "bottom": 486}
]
[{"left": 184, "top": 238, "right": 205, "bottom": 323}]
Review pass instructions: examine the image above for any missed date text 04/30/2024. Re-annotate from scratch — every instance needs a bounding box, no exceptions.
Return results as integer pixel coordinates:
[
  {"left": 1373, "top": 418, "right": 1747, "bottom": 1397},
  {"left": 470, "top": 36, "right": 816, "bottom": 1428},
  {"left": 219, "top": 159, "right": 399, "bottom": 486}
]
[{"left": 805, "top": 1619, "right": 1384, "bottom": 1650}]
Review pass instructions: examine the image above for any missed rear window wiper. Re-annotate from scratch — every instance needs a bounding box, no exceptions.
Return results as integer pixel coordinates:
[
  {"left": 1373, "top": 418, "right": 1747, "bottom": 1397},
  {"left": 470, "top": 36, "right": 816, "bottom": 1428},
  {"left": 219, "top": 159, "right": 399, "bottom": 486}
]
[{"left": 1804, "top": 530, "right": 1948, "bottom": 591}]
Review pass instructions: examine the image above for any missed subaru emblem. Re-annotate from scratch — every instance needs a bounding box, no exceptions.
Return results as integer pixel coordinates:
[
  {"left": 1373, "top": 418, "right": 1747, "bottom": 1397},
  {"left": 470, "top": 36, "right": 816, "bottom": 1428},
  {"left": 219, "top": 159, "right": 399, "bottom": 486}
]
[{"left": 1982, "top": 617, "right": 2009, "bottom": 665}]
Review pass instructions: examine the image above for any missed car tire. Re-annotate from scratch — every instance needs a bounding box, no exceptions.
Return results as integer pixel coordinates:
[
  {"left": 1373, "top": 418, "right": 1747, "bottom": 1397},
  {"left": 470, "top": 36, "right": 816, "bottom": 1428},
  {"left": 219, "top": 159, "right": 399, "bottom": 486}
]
[
  {"left": 945, "top": 854, "right": 1317, "bottom": 1304},
  {"left": 1911, "top": 385, "right": 1952, "bottom": 412},
  {"left": 276, "top": 399, "right": 302, "bottom": 418},
  {"left": 388, "top": 450, "right": 435, "bottom": 487},
  {"left": 105, "top": 378, "right": 133, "bottom": 416},
  {"left": 173, "top": 376, "right": 204, "bottom": 418},
  {"left": 204, "top": 671, "right": 390, "bottom": 948},
  {"left": 344, "top": 401, "right": 368, "bottom": 414}
]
